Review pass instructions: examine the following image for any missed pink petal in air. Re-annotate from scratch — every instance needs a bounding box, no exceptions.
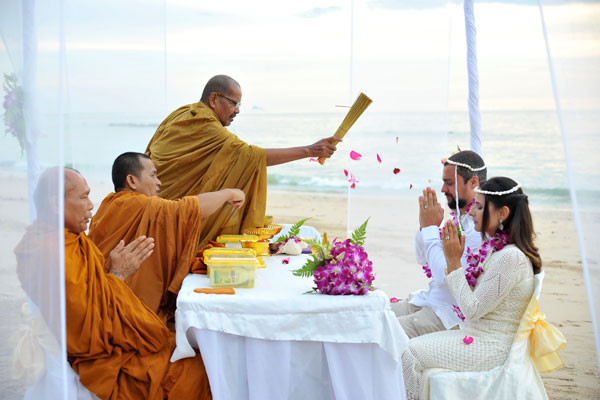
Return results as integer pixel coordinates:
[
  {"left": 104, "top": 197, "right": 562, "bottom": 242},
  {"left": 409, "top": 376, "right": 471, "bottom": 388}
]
[
  {"left": 309, "top": 158, "right": 318, "bottom": 162},
  {"left": 389, "top": 297, "right": 400, "bottom": 303},
  {"left": 344, "top": 169, "right": 349, "bottom": 177},
  {"left": 409, "top": 184, "right": 413, "bottom": 189},
  {"left": 377, "top": 153, "right": 382, "bottom": 163},
  {"left": 463, "top": 336, "right": 473, "bottom": 345},
  {"left": 349, "top": 150, "right": 362, "bottom": 161},
  {"left": 457, "top": 145, "right": 462, "bottom": 152},
  {"left": 282, "top": 257, "right": 290, "bottom": 264},
  {"left": 351, "top": 183, "right": 356, "bottom": 189},
  {"left": 393, "top": 168, "right": 400, "bottom": 175}
]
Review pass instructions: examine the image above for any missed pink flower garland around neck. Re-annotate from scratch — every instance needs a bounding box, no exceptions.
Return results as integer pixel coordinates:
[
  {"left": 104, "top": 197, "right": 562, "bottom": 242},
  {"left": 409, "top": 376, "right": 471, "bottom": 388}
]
[{"left": 452, "top": 230, "right": 512, "bottom": 321}]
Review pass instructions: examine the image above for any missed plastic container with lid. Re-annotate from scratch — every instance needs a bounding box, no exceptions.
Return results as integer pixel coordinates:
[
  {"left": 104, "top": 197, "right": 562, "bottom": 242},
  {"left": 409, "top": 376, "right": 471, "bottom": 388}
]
[
  {"left": 216, "top": 235, "right": 259, "bottom": 248},
  {"left": 203, "top": 247, "right": 257, "bottom": 262},
  {"left": 207, "top": 257, "right": 260, "bottom": 288}
]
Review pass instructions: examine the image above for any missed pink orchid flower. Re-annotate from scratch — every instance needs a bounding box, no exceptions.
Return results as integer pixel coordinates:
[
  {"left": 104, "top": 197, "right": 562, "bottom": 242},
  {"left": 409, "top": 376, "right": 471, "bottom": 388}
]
[{"left": 349, "top": 150, "right": 362, "bottom": 161}]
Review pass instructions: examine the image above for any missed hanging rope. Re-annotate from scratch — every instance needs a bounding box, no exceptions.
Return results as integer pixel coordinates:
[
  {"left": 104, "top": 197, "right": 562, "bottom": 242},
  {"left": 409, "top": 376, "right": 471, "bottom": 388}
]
[{"left": 464, "top": 0, "right": 483, "bottom": 157}]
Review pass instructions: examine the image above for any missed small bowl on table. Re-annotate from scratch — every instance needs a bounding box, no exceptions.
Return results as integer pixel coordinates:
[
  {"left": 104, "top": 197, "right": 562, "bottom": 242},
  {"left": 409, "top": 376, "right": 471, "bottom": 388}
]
[{"left": 241, "top": 239, "right": 271, "bottom": 257}]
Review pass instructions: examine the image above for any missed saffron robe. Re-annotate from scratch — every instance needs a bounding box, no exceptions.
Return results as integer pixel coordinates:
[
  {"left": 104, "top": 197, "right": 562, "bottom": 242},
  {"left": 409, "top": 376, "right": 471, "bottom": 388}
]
[
  {"left": 88, "top": 191, "right": 202, "bottom": 322},
  {"left": 146, "top": 101, "right": 267, "bottom": 247},
  {"left": 16, "top": 226, "right": 212, "bottom": 400}
]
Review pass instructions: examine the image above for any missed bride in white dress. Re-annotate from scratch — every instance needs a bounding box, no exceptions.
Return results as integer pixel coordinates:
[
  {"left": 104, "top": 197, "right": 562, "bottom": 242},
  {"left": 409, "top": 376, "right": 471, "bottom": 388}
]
[{"left": 402, "top": 177, "right": 543, "bottom": 400}]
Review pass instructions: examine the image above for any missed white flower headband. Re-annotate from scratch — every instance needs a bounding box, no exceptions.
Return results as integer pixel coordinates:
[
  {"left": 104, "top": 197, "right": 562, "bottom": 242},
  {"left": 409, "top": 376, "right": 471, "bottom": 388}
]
[
  {"left": 445, "top": 159, "right": 486, "bottom": 172},
  {"left": 475, "top": 182, "right": 521, "bottom": 196}
]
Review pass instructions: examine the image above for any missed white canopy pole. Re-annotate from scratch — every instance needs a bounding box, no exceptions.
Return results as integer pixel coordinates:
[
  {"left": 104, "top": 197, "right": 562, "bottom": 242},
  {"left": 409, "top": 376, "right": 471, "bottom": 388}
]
[{"left": 464, "top": 0, "right": 483, "bottom": 157}]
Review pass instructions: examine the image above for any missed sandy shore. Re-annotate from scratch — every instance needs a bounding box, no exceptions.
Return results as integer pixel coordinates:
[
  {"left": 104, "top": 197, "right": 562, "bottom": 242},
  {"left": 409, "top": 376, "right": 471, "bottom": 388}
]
[{"left": 0, "top": 177, "right": 598, "bottom": 398}]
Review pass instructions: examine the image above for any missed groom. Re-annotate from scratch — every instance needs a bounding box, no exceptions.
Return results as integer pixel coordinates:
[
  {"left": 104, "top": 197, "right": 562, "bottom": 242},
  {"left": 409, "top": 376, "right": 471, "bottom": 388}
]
[{"left": 392, "top": 150, "right": 487, "bottom": 337}]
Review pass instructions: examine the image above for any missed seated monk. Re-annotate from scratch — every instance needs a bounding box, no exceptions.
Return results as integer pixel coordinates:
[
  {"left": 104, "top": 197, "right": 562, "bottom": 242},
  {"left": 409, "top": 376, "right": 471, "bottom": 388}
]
[
  {"left": 15, "top": 167, "right": 212, "bottom": 399},
  {"left": 88, "top": 151, "right": 245, "bottom": 322},
  {"left": 146, "top": 74, "right": 341, "bottom": 247}
]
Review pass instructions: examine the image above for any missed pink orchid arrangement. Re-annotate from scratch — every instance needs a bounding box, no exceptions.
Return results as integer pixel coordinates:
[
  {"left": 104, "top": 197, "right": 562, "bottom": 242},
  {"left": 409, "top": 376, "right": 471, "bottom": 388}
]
[{"left": 292, "top": 219, "right": 374, "bottom": 296}]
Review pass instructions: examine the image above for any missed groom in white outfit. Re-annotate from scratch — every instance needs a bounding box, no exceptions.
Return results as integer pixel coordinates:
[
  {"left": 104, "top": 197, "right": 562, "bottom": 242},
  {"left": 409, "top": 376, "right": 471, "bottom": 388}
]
[{"left": 392, "top": 150, "right": 487, "bottom": 338}]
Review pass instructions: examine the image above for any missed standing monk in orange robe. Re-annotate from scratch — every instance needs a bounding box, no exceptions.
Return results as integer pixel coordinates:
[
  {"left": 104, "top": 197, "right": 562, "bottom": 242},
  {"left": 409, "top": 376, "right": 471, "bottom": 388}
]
[
  {"left": 146, "top": 74, "right": 341, "bottom": 247},
  {"left": 16, "top": 167, "right": 213, "bottom": 400},
  {"left": 88, "top": 152, "right": 244, "bottom": 322}
]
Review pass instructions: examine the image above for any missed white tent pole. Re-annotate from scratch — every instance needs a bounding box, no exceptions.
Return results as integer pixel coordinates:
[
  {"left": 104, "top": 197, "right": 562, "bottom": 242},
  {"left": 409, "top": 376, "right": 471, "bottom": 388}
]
[
  {"left": 23, "top": 0, "right": 40, "bottom": 222},
  {"left": 346, "top": 0, "right": 354, "bottom": 238},
  {"left": 537, "top": 0, "right": 600, "bottom": 369},
  {"left": 464, "top": 0, "right": 483, "bottom": 157}
]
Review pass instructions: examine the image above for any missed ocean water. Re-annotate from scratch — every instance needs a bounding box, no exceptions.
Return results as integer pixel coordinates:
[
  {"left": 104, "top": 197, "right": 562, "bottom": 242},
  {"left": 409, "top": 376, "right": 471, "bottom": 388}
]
[{"left": 1, "top": 109, "right": 598, "bottom": 206}]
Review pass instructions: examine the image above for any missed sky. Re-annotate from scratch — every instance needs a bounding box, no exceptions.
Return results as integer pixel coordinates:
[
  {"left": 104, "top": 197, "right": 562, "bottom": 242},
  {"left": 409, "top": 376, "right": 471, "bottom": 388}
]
[{"left": 1, "top": 0, "right": 599, "bottom": 114}]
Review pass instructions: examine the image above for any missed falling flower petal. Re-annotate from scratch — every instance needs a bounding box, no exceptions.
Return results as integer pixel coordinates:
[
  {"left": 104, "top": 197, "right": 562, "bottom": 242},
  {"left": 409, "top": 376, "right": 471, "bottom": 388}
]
[
  {"left": 344, "top": 169, "right": 349, "bottom": 177},
  {"left": 351, "top": 183, "right": 356, "bottom": 189},
  {"left": 393, "top": 168, "right": 400, "bottom": 174},
  {"left": 377, "top": 153, "right": 382, "bottom": 163},
  {"left": 309, "top": 158, "right": 318, "bottom": 162},
  {"left": 463, "top": 336, "right": 473, "bottom": 345},
  {"left": 409, "top": 184, "right": 413, "bottom": 189},
  {"left": 395, "top": 136, "right": 399, "bottom": 144},
  {"left": 390, "top": 297, "right": 400, "bottom": 303},
  {"left": 457, "top": 145, "right": 462, "bottom": 152},
  {"left": 349, "top": 150, "right": 362, "bottom": 161},
  {"left": 282, "top": 257, "right": 290, "bottom": 264}
]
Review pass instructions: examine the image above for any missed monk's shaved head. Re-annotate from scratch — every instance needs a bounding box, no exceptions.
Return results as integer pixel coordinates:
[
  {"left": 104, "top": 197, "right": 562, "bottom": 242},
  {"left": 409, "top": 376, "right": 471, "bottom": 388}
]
[
  {"left": 112, "top": 152, "right": 152, "bottom": 192},
  {"left": 34, "top": 167, "right": 81, "bottom": 216},
  {"left": 200, "top": 75, "right": 240, "bottom": 102}
]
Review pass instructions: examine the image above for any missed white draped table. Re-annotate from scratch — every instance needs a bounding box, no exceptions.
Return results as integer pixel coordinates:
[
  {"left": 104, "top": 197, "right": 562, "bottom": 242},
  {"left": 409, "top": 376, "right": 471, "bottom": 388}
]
[{"left": 172, "top": 253, "right": 408, "bottom": 400}]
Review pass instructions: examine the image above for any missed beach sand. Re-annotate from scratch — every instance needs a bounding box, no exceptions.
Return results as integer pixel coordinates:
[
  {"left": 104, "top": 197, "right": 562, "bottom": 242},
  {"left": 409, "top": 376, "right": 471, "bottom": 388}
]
[{"left": 0, "top": 178, "right": 598, "bottom": 398}]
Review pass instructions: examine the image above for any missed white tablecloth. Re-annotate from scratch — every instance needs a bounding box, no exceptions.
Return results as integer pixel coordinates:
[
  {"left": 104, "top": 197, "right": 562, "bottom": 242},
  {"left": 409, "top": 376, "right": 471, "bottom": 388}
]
[{"left": 173, "top": 254, "right": 408, "bottom": 400}]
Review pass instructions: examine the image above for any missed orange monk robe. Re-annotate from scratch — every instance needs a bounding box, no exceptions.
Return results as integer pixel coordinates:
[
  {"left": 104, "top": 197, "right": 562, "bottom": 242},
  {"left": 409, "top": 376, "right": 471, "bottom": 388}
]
[
  {"left": 16, "top": 227, "right": 211, "bottom": 400},
  {"left": 146, "top": 101, "right": 267, "bottom": 247},
  {"left": 88, "top": 191, "right": 202, "bottom": 322}
]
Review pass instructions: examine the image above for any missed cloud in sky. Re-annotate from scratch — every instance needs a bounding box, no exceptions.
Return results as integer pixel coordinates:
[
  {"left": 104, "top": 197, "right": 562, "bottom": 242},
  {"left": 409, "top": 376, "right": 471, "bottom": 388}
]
[{"left": 298, "top": 6, "right": 342, "bottom": 18}]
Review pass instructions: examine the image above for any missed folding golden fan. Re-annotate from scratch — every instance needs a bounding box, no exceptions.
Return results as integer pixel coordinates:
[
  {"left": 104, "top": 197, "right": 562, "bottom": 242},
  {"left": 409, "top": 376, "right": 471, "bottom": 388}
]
[{"left": 318, "top": 92, "right": 373, "bottom": 165}]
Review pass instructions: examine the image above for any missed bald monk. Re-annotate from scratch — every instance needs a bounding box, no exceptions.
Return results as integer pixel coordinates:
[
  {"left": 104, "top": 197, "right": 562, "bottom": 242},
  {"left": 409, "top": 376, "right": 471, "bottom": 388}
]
[
  {"left": 89, "top": 151, "right": 244, "bottom": 322},
  {"left": 146, "top": 74, "right": 341, "bottom": 247},
  {"left": 15, "top": 167, "right": 212, "bottom": 399}
]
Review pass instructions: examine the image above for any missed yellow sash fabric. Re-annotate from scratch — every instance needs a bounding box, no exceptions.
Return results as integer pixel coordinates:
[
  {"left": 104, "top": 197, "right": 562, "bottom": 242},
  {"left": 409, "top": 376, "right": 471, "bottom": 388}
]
[{"left": 515, "top": 295, "right": 566, "bottom": 373}]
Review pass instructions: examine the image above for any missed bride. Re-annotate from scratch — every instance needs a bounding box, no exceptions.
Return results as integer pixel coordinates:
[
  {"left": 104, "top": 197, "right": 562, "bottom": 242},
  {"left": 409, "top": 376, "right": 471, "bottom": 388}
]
[{"left": 402, "top": 176, "right": 542, "bottom": 399}]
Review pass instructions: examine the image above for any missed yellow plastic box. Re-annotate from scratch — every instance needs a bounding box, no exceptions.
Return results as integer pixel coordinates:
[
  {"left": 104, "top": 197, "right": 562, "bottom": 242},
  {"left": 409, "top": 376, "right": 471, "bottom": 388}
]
[
  {"left": 203, "top": 247, "right": 257, "bottom": 262},
  {"left": 216, "top": 234, "right": 259, "bottom": 244},
  {"left": 207, "top": 258, "right": 259, "bottom": 288}
]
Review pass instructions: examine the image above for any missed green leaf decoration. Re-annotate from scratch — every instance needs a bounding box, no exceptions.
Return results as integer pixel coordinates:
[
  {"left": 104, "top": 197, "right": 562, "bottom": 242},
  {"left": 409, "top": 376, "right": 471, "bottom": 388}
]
[
  {"left": 275, "top": 217, "right": 311, "bottom": 243},
  {"left": 292, "top": 256, "right": 320, "bottom": 278},
  {"left": 350, "top": 217, "right": 370, "bottom": 246}
]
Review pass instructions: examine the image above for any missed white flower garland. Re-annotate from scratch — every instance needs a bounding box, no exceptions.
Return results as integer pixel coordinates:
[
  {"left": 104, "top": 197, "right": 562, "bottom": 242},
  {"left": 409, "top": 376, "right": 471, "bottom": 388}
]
[
  {"left": 445, "top": 159, "right": 486, "bottom": 172},
  {"left": 475, "top": 182, "right": 521, "bottom": 196}
]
